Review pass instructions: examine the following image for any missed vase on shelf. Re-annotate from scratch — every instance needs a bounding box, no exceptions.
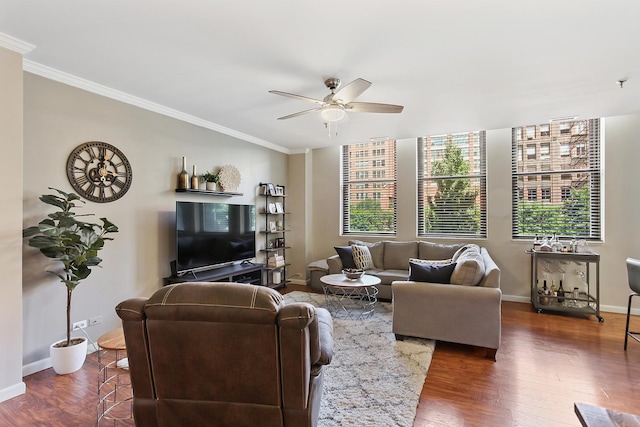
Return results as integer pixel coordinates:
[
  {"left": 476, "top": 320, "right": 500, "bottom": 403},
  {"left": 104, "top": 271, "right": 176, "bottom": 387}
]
[
  {"left": 191, "top": 165, "right": 199, "bottom": 190},
  {"left": 177, "top": 157, "right": 189, "bottom": 189}
]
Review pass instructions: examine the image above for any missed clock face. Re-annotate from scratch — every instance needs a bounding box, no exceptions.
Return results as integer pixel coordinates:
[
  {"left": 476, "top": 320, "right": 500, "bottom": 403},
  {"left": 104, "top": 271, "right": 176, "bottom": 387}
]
[{"left": 66, "top": 141, "right": 132, "bottom": 203}]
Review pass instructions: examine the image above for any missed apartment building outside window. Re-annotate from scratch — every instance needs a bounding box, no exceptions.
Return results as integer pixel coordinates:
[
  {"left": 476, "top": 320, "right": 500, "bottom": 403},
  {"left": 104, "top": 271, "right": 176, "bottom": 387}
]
[
  {"left": 341, "top": 140, "right": 397, "bottom": 235},
  {"left": 418, "top": 131, "right": 487, "bottom": 238},
  {"left": 512, "top": 119, "right": 602, "bottom": 239}
]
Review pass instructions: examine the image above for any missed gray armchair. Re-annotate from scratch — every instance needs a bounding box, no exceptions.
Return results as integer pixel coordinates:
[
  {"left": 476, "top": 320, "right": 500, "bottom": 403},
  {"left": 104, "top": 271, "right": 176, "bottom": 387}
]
[{"left": 116, "top": 282, "right": 334, "bottom": 427}]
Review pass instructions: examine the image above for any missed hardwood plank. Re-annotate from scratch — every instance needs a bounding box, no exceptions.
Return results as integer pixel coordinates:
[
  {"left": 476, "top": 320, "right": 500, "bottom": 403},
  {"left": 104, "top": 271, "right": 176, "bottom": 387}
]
[{"left": 0, "top": 293, "right": 639, "bottom": 426}]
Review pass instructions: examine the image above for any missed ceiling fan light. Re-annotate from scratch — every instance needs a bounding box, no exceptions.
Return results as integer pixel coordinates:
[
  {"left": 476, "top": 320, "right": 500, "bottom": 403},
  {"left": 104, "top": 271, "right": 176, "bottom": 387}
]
[{"left": 321, "top": 104, "right": 346, "bottom": 122}]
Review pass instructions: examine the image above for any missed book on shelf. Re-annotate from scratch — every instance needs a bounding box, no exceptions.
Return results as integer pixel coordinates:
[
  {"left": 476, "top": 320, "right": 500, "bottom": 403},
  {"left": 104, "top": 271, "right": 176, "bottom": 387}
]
[{"left": 268, "top": 255, "right": 286, "bottom": 268}]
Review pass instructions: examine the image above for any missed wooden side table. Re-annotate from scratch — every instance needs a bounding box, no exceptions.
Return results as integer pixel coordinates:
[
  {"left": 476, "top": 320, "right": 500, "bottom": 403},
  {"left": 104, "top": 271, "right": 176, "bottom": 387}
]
[{"left": 97, "top": 328, "right": 133, "bottom": 425}]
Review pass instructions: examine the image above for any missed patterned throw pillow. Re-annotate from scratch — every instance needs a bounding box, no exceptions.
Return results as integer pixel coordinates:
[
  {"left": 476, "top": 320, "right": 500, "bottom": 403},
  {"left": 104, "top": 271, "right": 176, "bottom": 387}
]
[{"left": 351, "top": 245, "right": 375, "bottom": 270}]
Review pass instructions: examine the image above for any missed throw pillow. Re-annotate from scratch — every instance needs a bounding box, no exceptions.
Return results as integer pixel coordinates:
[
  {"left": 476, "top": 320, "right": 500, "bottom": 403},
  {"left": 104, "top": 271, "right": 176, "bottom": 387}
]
[
  {"left": 451, "top": 243, "right": 481, "bottom": 262},
  {"left": 334, "top": 246, "right": 357, "bottom": 269},
  {"left": 409, "top": 261, "right": 456, "bottom": 284},
  {"left": 351, "top": 245, "right": 375, "bottom": 270},
  {"left": 450, "top": 249, "right": 485, "bottom": 286},
  {"left": 349, "top": 240, "right": 384, "bottom": 268}
]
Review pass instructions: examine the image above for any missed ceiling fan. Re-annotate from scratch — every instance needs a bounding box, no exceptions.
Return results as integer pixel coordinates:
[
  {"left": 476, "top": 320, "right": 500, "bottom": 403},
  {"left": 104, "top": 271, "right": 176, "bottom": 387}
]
[{"left": 269, "top": 77, "right": 404, "bottom": 123}]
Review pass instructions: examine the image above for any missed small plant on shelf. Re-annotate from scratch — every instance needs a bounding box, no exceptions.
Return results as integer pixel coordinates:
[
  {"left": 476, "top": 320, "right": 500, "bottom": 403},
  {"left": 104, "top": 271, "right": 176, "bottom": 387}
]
[{"left": 202, "top": 171, "right": 219, "bottom": 183}]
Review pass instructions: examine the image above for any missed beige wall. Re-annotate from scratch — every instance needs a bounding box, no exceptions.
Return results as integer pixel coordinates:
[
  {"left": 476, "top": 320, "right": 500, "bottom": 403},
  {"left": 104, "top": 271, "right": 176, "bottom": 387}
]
[
  {"left": 0, "top": 47, "right": 26, "bottom": 401},
  {"left": 22, "top": 74, "right": 288, "bottom": 370},
  {"left": 306, "top": 117, "right": 640, "bottom": 312}
]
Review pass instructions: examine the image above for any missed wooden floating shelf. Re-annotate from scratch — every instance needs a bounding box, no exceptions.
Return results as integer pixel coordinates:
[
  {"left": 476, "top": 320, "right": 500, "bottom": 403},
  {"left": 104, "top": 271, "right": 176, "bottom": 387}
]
[{"left": 175, "top": 188, "right": 243, "bottom": 197}]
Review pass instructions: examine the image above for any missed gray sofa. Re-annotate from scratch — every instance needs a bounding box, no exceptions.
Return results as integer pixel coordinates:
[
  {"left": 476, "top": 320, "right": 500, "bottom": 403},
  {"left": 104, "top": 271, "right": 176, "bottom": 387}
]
[{"left": 310, "top": 240, "right": 502, "bottom": 359}]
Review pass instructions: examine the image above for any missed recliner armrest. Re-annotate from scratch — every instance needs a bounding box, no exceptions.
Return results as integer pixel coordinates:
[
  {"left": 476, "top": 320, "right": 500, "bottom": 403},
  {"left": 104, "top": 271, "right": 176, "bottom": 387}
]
[{"left": 315, "top": 307, "right": 334, "bottom": 366}]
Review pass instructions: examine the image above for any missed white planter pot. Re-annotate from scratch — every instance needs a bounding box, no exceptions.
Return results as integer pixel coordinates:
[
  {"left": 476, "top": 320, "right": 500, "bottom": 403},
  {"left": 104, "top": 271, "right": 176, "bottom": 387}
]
[
  {"left": 206, "top": 182, "right": 217, "bottom": 191},
  {"left": 50, "top": 337, "right": 88, "bottom": 375}
]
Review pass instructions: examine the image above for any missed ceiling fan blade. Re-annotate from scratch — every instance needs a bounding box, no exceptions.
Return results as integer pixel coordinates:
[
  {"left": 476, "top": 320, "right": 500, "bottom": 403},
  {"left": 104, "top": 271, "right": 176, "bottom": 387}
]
[
  {"left": 345, "top": 102, "right": 404, "bottom": 113},
  {"left": 269, "top": 90, "right": 325, "bottom": 105},
  {"left": 277, "top": 107, "right": 322, "bottom": 120},
  {"left": 333, "top": 78, "right": 371, "bottom": 104}
]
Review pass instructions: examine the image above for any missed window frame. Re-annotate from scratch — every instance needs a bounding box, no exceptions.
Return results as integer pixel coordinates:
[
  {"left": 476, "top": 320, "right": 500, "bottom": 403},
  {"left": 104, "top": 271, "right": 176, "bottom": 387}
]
[
  {"left": 341, "top": 140, "right": 397, "bottom": 236},
  {"left": 417, "top": 131, "right": 487, "bottom": 238},
  {"left": 511, "top": 119, "right": 602, "bottom": 240}
]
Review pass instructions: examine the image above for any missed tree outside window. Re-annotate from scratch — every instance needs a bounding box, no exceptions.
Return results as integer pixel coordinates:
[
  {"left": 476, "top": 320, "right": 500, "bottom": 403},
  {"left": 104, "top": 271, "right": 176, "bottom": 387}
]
[{"left": 418, "top": 131, "right": 487, "bottom": 238}]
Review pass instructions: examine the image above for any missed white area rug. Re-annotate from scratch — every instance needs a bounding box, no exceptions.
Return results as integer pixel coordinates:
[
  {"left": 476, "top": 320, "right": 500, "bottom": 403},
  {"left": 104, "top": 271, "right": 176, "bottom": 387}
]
[{"left": 283, "top": 291, "right": 436, "bottom": 427}]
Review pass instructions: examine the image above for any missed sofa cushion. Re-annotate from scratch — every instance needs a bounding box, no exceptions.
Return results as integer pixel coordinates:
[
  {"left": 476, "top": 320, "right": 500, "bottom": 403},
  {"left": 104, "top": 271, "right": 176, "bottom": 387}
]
[
  {"left": 383, "top": 241, "right": 418, "bottom": 270},
  {"left": 450, "top": 247, "right": 485, "bottom": 286},
  {"left": 349, "top": 240, "right": 384, "bottom": 268},
  {"left": 452, "top": 243, "right": 482, "bottom": 262},
  {"left": 374, "top": 269, "right": 409, "bottom": 285},
  {"left": 409, "top": 261, "right": 457, "bottom": 284},
  {"left": 418, "top": 241, "right": 466, "bottom": 260},
  {"left": 351, "top": 245, "right": 375, "bottom": 270},
  {"left": 334, "top": 246, "right": 357, "bottom": 269}
]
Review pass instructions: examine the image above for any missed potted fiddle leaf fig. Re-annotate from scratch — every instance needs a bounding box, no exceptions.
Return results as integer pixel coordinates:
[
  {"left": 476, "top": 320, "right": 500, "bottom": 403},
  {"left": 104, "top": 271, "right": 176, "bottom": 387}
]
[{"left": 23, "top": 188, "right": 118, "bottom": 374}]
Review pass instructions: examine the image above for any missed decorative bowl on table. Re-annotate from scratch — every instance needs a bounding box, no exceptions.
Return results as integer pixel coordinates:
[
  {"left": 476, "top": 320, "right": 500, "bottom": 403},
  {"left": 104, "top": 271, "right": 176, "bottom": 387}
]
[{"left": 342, "top": 268, "right": 364, "bottom": 280}]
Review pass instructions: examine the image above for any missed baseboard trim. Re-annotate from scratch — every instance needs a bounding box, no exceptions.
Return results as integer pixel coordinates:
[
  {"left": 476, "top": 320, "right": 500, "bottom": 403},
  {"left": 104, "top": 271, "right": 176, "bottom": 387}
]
[
  {"left": 501, "top": 295, "right": 640, "bottom": 316},
  {"left": 22, "top": 358, "right": 52, "bottom": 377},
  {"left": 0, "top": 381, "right": 26, "bottom": 403},
  {"left": 23, "top": 344, "right": 99, "bottom": 377}
]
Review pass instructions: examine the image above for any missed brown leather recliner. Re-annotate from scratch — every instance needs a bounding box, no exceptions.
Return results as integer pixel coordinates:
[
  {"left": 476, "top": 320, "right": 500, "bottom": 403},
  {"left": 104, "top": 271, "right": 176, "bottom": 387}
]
[{"left": 115, "top": 282, "right": 334, "bottom": 427}]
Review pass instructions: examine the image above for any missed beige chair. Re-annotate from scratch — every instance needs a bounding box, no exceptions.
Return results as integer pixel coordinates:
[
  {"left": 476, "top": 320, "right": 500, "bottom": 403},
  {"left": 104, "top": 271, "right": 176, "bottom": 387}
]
[
  {"left": 116, "top": 282, "right": 334, "bottom": 427},
  {"left": 624, "top": 258, "right": 640, "bottom": 350}
]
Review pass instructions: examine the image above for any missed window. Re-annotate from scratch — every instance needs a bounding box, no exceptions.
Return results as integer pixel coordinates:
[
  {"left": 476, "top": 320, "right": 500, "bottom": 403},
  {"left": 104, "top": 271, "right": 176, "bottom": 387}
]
[
  {"left": 526, "top": 126, "right": 535, "bottom": 139},
  {"left": 540, "top": 143, "right": 550, "bottom": 160},
  {"left": 342, "top": 140, "right": 397, "bottom": 234},
  {"left": 527, "top": 144, "right": 536, "bottom": 159},
  {"left": 540, "top": 124, "right": 550, "bottom": 136},
  {"left": 418, "top": 131, "right": 487, "bottom": 238},
  {"left": 512, "top": 119, "right": 602, "bottom": 239}
]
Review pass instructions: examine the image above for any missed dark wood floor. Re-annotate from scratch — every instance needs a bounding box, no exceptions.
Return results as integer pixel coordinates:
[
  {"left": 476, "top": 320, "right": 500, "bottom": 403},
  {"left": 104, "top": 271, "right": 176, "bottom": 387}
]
[{"left": 1, "top": 288, "right": 639, "bottom": 426}]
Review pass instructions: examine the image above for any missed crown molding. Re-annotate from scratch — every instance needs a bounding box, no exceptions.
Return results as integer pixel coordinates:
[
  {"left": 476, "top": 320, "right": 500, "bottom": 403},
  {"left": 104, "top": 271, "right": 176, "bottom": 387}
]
[
  {"left": 0, "top": 33, "right": 36, "bottom": 54},
  {"left": 22, "top": 60, "right": 292, "bottom": 154}
]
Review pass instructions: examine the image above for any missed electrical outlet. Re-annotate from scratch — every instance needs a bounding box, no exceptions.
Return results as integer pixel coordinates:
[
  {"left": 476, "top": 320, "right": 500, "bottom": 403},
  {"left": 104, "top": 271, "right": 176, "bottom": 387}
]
[
  {"left": 89, "top": 316, "right": 102, "bottom": 326},
  {"left": 72, "top": 320, "right": 87, "bottom": 330}
]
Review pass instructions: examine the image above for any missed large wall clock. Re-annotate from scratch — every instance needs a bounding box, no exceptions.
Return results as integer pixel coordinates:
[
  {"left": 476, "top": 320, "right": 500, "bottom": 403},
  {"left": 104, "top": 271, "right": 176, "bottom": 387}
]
[{"left": 66, "top": 141, "right": 133, "bottom": 203}]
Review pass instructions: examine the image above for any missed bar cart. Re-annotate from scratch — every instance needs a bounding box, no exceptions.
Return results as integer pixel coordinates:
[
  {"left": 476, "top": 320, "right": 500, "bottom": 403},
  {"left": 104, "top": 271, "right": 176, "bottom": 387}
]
[{"left": 528, "top": 249, "right": 603, "bottom": 322}]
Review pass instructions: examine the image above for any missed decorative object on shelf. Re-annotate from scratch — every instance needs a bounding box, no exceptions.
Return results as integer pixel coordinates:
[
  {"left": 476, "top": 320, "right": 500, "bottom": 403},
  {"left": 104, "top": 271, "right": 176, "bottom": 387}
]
[
  {"left": 264, "top": 183, "right": 276, "bottom": 196},
  {"left": 66, "top": 141, "right": 133, "bottom": 203},
  {"left": 218, "top": 165, "right": 241, "bottom": 192},
  {"left": 275, "top": 185, "right": 285, "bottom": 196},
  {"left": 342, "top": 268, "right": 365, "bottom": 280},
  {"left": 275, "top": 202, "right": 284, "bottom": 213},
  {"left": 269, "top": 221, "right": 277, "bottom": 232},
  {"left": 202, "top": 170, "right": 219, "bottom": 191},
  {"left": 22, "top": 188, "right": 118, "bottom": 374},
  {"left": 177, "top": 156, "right": 189, "bottom": 190},
  {"left": 268, "top": 203, "right": 277, "bottom": 214},
  {"left": 191, "top": 165, "right": 199, "bottom": 190},
  {"left": 275, "top": 237, "right": 285, "bottom": 248}
]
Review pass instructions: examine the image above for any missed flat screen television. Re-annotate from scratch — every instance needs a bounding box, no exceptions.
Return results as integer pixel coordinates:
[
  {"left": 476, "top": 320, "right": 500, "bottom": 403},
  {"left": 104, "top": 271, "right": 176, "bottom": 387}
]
[{"left": 175, "top": 201, "right": 256, "bottom": 275}]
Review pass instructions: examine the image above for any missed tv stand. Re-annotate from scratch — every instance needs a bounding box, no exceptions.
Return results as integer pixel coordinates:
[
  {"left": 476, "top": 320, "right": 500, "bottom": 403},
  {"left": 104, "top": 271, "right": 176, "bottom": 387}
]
[{"left": 164, "top": 263, "right": 263, "bottom": 286}]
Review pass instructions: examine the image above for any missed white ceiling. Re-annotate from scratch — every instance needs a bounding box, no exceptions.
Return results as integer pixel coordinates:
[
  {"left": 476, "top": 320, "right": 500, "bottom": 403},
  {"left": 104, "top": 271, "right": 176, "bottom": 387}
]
[{"left": 2, "top": 0, "right": 640, "bottom": 153}]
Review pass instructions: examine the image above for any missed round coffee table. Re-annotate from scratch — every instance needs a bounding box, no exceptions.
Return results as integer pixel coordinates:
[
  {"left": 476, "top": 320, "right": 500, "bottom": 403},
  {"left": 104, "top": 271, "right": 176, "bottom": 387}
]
[{"left": 320, "top": 274, "right": 381, "bottom": 320}]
